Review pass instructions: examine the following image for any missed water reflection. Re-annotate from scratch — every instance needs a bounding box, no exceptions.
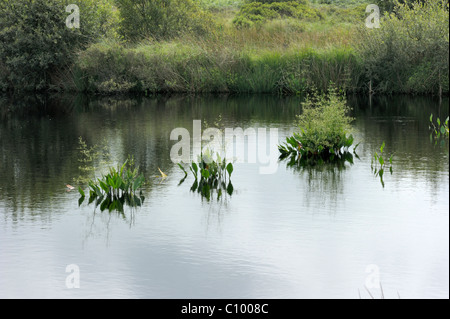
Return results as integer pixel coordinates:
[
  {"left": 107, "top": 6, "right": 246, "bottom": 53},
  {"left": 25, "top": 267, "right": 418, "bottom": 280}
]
[
  {"left": 0, "top": 94, "right": 448, "bottom": 216},
  {"left": 0, "top": 93, "right": 448, "bottom": 299}
]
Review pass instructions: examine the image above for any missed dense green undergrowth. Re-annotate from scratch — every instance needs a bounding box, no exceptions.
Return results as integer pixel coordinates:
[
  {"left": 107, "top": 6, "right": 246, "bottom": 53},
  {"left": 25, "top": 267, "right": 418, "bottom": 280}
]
[
  {"left": 73, "top": 42, "right": 360, "bottom": 94},
  {"left": 0, "top": 0, "right": 448, "bottom": 95}
]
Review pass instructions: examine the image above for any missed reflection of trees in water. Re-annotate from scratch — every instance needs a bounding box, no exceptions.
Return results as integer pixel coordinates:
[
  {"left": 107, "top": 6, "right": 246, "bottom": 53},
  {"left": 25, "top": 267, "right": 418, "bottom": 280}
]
[
  {"left": 1, "top": 93, "right": 448, "bottom": 221},
  {"left": 82, "top": 205, "right": 137, "bottom": 248},
  {"left": 0, "top": 94, "right": 84, "bottom": 219},
  {"left": 348, "top": 95, "right": 449, "bottom": 195}
]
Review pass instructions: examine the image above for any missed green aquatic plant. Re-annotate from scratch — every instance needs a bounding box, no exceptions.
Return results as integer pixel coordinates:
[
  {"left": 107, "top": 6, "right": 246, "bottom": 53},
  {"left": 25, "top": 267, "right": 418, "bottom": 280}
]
[
  {"left": 279, "top": 87, "right": 357, "bottom": 166},
  {"left": 74, "top": 137, "right": 111, "bottom": 184},
  {"left": 178, "top": 149, "right": 234, "bottom": 201},
  {"left": 78, "top": 158, "right": 146, "bottom": 212},
  {"left": 371, "top": 142, "right": 394, "bottom": 188},
  {"left": 429, "top": 114, "right": 449, "bottom": 141}
]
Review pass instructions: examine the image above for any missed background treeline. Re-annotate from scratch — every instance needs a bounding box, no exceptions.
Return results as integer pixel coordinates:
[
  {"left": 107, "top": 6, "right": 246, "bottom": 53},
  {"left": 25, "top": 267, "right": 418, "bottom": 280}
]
[{"left": 0, "top": 0, "right": 448, "bottom": 95}]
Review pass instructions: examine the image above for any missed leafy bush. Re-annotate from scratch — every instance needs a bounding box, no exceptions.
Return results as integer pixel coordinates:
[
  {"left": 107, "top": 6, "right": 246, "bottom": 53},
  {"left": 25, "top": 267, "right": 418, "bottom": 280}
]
[
  {"left": 234, "top": 1, "right": 323, "bottom": 28},
  {"left": 115, "top": 0, "right": 215, "bottom": 41},
  {"left": 357, "top": 0, "right": 449, "bottom": 95},
  {"left": 279, "top": 87, "right": 356, "bottom": 165},
  {"left": 0, "top": 0, "right": 119, "bottom": 91}
]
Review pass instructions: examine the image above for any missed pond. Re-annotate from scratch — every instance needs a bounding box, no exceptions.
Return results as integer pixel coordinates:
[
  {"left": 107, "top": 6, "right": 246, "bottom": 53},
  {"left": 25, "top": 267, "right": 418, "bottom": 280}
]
[{"left": 0, "top": 94, "right": 448, "bottom": 299}]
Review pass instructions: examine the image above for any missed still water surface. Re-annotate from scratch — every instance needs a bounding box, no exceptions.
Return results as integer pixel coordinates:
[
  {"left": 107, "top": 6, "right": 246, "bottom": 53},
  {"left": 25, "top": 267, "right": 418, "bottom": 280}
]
[{"left": 0, "top": 94, "right": 448, "bottom": 299}]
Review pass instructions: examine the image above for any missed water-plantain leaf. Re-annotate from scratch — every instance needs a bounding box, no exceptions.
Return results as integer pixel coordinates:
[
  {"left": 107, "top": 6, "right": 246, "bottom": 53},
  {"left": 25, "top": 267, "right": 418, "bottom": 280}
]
[
  {"left": 178, "top": 163, "right": 187, "bottom": 176},
  {"left": 78, "top": 187, "right": 85, "bottom": 197},
  {"left": 202, "top": 184, "right": 211, "bottom": 201},
  {"left": 107, "top": 177, "right": 114, "bottom": 188},
  {"left": 120, "top": 160, "right": 128, "bottom": 176},
  {"left": 99, "top": 181, "right": 109, "bottom": 193},
  {"left": 78, "top": 196, "right": 85, "bottom": 207},
  {"left": 134, "top": 195, "right": 142, "bottom": 207},
  {"left": 201, "top": 169, "right": 210, "bottom": 180},
  {"left": 227, "top": 182, "right": 234, "bottom": 196},
  {"left": 345, "top": 135, "right": 354, "bottom": 148},
  {"left": 380, "top": 141, "right": 385, "bottom": 154},
  {"left": 178, "top": 175, "right": 187, "bottom": 186},
  {"left": 379, "top": 156, "right": 384, "bottom": 166},
  {"left": 190, "top": 180, "right": 198, "bottom": 192},
  {"left": 132, "top": 174, "right": 144, "bottom": 192},
  {"left": 100, "top": 197, "right": 110, "bottom": 212},
  {"left": 116, "top": 199, "right": 124, "bottom": 213},
  {"left": 226, "top": 163, "right": 234, "bottom": 177},
  {"left": 109, "top": 201, "right": 116, "bottom": 212}
]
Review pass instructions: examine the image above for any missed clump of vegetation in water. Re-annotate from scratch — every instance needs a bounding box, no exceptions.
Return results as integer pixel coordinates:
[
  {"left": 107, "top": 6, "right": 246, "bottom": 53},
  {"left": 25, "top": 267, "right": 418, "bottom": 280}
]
[
  {"left": 429, "top": 114, "right": 449, "bottom": 141},
  {"left": 78, "top": 158, "right": 146, "bottom": 212},
  {"left": 279, "top": 87, "right": 357, "bottom": 166},
  {"left": 371, "top": 141, "right": 394, "bottom": 188},
  {"left": 178, "top": 149, "right": 234, "bottom": 201}
]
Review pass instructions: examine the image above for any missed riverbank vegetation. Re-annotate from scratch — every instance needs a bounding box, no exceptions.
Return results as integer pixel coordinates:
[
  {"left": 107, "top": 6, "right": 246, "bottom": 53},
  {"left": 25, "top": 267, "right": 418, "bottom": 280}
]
[{"left": 0, "top": 0, "right": 448, "bottom": 95}]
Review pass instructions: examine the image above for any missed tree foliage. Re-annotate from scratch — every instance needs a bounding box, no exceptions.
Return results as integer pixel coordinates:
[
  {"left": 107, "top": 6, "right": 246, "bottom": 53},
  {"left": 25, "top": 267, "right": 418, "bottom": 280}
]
[
  {"left": 0, "top": 0, "right": 119, "bottom": 91},
  {"left": 358, "top": 0, "right": 449, "bottom": 94},
  {"left": 114, "top": 0, "right": 215, "bottom": 41}
]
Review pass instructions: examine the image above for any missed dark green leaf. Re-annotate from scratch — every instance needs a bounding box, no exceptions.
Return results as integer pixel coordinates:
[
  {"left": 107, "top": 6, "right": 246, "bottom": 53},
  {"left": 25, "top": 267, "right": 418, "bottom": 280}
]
[
  {"left": 227, "top": 182, "right": 234, "bottom": 196},
  {"left": 226, "top": 163, "right": 234, "bottom": 177},
  {"left": 78, "top": 186, "right": 85, "bottom": 197},
  {"left": 178, "top": 163, "right": 187, "bottom": 176},
  {"left": 201, "top": 169, "right": 210, "bottom": 180}
]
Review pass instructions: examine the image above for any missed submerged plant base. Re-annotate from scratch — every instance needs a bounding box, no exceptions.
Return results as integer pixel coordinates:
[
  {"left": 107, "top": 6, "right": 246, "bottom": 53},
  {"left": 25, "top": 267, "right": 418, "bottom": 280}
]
[
  {"left": 79, "top": 192, "right": 145, "bottom": 213},
  {"left": 279, "top": 133, "right": 358, "bottom": 168},
  {"left": 78, "top": 159, "right": 146, "bottom": 212},
  {"left": 279, "top": 147, "right": 356, "bottom": 169}
]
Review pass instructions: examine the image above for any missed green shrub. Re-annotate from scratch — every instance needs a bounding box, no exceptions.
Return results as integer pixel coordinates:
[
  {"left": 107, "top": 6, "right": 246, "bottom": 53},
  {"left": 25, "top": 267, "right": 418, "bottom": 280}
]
[
  {"left": 357, "top": 0, "right": 449, "bottom": 95},
  {"left": 279, "top": 87, "right": 356, "bottom": 165},
  {"left": 115, "top": 0, "right": 215, "bottom": 41},
  {"left": 0, "top": 0, "right": 119, "bottom": 91}
]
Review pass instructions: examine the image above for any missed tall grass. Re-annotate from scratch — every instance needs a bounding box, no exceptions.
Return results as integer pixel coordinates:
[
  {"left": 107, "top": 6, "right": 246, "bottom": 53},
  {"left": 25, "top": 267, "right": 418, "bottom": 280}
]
[{"left": 74, "top": 39, "right": 360, "bottom": 94}]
